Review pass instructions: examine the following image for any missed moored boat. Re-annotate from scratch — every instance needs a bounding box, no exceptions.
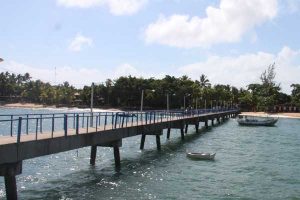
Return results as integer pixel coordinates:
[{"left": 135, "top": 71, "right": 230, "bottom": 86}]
[
  {"left": 237, "top": 115, "right": 278, "bottom": 126},
  {"left": 186, "top": 152, "right": 216, "bottom": 160}
]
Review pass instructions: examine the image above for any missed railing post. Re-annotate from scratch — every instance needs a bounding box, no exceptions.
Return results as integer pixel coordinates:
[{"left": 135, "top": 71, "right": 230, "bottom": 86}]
[
  {"left": 115, "top": 113, "right": 118, "bottom": 129},
  {"left": 26, "top": 114, "right": 29, "bottom": 135},
  {"left": 145, "top": 113, "right": 148, "bottom": 125},
  {"left": 112, "top": 113, "right": 115, "bottom": 128},
  {"left": 17, "top": 117, "right": 22, "bottom": 144},
  {"left": 64, "top": 114, "right": 68, "bottom": 136},
  {"left": 10, "top": 115, "right": 13, "bottom": 137},
  {"left": 82, "top": 113, "right": 85, "bottom": 128},
  {"left": 73, "top": 113, "right": 76, "bottom": 128},
  {"left": 90, "top": 112, "right": 93, "bottom": 127},
  {"left": 86, "top": 116, "right": 89, "bottom": 133},
  {"left": 35, "top": 118, "right": 38, "bottom": 140},
  {"left": 104, "top": 113, "right": 107, "bottom": 130},
  {"left": 76, "top": 114, "right": 79, "bottom": 135},
  {"left": 40, "top": 114, "right": 42, "bottom": 133},
  {"left": 96, "top": 115, "right": 98, "bottom": 131},
  {"left": 51, "top": 115, "right": 55, "bottom": 138}
]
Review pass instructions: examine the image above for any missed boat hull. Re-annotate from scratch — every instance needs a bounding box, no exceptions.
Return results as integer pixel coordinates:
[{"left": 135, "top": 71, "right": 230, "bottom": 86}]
[
  {"left": 186, "top": 152, "right": 216, "bottom": 160},
  {"left": 237, "top": 118, "right": 278, "bottom": 126}
]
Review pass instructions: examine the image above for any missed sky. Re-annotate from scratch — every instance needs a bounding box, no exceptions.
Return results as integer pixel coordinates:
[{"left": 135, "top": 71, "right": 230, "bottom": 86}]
[{"left": 0, "top": 0, "right": 300, "bottom": 93}]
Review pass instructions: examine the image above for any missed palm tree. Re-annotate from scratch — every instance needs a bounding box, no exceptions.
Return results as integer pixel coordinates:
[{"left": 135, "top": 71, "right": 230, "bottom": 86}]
[{"left": 199, "top": 74, "right": 210, "bottom": 88}]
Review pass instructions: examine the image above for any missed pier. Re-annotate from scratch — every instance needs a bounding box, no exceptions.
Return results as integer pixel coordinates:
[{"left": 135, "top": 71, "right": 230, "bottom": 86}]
[{"left": 0, "top": 109, "right": 239, "bottom": 199}]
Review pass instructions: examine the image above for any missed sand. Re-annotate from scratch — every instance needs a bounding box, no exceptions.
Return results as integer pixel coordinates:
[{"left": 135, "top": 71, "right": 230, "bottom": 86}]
[
  {"left": 242, "top": 112, "right": 300, "bottom": 119},
  {"left": 1, "top": 103, "right": 52, "bottom": 108},
  {"left": 0, "top": 102, "right": 123, "bottom": 112}
]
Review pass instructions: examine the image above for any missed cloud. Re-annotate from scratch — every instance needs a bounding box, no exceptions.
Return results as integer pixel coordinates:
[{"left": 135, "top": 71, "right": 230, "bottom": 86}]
[
  {"left": 178, "top": 46, "right": 300, "bottom": 93},
  {"left": 57, "top": 0, "right": 147, "bottom": 15},
  {"left": 68, "top": 34, "right": 93, "bottom": 52},
  {"left": 284, "top": 0, "right": 300, "bottom": 13},
  {"left": 144, "top": 0, "right": 278, "bottom": 48},
  {"left": 114, "top": 63, "right": 139, "bottom": 77},
  {"left": 2, "top": 61, "right": 143, "bottom": 87},
  {"left": 3, "top": 61, "right": 101, "bottom": 87}
]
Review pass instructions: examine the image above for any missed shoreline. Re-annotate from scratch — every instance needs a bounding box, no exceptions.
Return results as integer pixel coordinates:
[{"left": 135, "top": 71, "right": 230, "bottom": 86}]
[
  {"left": 0, "top": 103, "right": 122, "bottom": 112},
  {"left": 1, "top": 103, "right": 300, "bottom": 118},
  {"left": 241, "top": 112, "right": 300, "bottom": 119}
]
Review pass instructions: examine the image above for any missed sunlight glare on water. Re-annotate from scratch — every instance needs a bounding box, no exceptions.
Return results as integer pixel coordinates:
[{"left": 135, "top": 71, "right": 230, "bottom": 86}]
[{"left": 0, "top": 108, "right": 299, "bottom": 199}]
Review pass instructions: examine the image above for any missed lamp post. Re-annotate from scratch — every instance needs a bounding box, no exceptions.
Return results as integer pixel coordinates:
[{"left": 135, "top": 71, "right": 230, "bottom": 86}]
[
  {"left": 167, "top": 93, "right": 169, "bottom": 111},
  {"left": 140, "top": 89, "right": 155, "bottom": 112},
  {"left": 166, "top": 92, "right": 176, "bottom": 111},
  {"left": 90, "top": 82, "right": 94, "bottom": 126},
  {"left": 183, "top": 93, "right": 191, "bottom": 109},
  {"left": 90, "top": 82, "right": 94, "bottom": 113},
  {"left": 140, "top": 89, "right": 144, "bottom": 112}
]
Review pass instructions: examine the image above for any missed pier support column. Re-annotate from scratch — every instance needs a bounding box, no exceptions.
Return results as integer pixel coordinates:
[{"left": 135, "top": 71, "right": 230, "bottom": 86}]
[
  {"left": 211, "top": 119, "right": 214, "bottom": 126},
  {"left": 113, "top": 146, "right": 121, "bottom": 169},
  {"left": 4, "top": 175, "right": 17, "bottom": 200},
  {"left": 217, "top": 118, "right": 220, "bottom": 124},
  {"left": 167, "top": 128, "right": 171, "bottom": 139},
  {"left": 180, "top": 128, "right": 185, "bottom": 140},
  {"left": 156, "top": 135, "right": 161, "bottom": 150},
  {"left": 205, "top": 120, "right": 208, "bottom": 129},
  {"left": 195, "top": 124, "right": 199, "bottom": 133},
  {"left": 0, "top": 161, "right": 22, "bottom": 200},
  {"left": 140, "top": 134, "right": 146, "bottom": 150},
  {"left": 185, "top": 124, "right": 188, "bottom": 133},
  {"left": 90, "top": 145, "right": 97, "bottom": 165}
]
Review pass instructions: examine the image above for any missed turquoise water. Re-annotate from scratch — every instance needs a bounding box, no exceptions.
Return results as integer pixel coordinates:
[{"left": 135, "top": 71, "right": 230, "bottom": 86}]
[{"left": 0, "top": 108, "right": 299, "bottom": 199}]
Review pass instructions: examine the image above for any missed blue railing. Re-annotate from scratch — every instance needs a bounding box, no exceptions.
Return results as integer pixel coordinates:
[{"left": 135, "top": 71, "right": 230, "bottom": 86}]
[{"left": 0, "top": 108, "right": 238, "bottom": 143}]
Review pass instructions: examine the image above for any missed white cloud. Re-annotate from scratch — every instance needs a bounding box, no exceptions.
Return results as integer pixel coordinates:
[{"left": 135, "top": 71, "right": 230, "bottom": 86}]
[
  {"left": 284, "top": 0, "right": 300, "bottom": 13},
  {"left": 144, "top": 0, "right": 278, "bottom": 48},
  {"left": 178, "top": 46, "right": 300, "bottom": 93},
  {"left": 4, "top": 61, "right": 102, "bottom": 87},
  {"left": 57, "top": 0, "right": 103, "bottom": 8},
  {"left": 3, "top": 61, "right": 143, "bottom": 87},
  {"left": 68, "top": 34, "right": 93, "bottom": 52},
  {"left": 57, "top": 0, "right": 147, "bottom": 15},
  {"left": 114, "top": 63, "right": 139, "bottom": 77}
]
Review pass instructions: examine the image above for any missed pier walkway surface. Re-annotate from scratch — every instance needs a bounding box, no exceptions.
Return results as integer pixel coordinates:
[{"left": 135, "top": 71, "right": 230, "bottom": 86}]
[{"left": 0, "top": 108, "right": 239, "bottom": 199}]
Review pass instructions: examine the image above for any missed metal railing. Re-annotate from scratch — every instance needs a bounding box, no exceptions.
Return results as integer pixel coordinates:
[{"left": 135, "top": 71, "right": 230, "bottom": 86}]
[{"left": 0, "top": 108, "right": 238, "bottom": 143}]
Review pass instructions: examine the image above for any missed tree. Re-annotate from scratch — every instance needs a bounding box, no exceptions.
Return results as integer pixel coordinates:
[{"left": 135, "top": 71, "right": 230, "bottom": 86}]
[
  {"left": 291, "top": 84, "right": 300, "bottom": 107},
  {"left": 259, "top": 63, "right": 281, "bottom": 111},
  {"left": 199, "top": 74, "right": 210, "bottom": 88}
]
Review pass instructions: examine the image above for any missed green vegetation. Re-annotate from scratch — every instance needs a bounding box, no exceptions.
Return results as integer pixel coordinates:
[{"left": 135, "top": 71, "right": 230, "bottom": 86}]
[{"left": 0, "top": 64, "right": 298, "bottom": 111}]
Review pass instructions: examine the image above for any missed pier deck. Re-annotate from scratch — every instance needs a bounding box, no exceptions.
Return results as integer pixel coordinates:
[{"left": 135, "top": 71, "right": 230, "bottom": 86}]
[{"left": 0, "top": 109, "right": 239, "bottom": 199}]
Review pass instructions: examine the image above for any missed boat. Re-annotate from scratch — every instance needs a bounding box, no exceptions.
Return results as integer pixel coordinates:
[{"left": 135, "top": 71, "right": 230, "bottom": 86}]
[
  {"left": 237, "top": 114, "right": 278, "bottom": 126},
  {"left": 186, "top": 152, "right": 216, "bottom": 160}
]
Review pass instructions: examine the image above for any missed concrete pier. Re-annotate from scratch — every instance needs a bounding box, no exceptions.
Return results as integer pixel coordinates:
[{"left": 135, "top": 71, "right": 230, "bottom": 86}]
[{"left": 0, "top": 109, "right": 239, "bottom": 199}]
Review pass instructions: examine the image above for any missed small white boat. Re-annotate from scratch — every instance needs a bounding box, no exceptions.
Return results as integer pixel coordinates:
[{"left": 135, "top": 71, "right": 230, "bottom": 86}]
[
  {"left": 237, "top": 115, "right": 278, "bottom": 126},
  {"left": 186, "top": 152, "right": 216, "bottom": 160}
]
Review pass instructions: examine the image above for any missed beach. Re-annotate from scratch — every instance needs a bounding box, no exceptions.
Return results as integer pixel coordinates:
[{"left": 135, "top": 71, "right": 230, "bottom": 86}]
[
  {"left": 0, "top": 102, "right": 122, "bottom": 112},
  {"left": 1, "top": 103, "right": 54, "bottom": 109},
  {"left": 242, "top": 112, "right": 300, "bottom": 119}
]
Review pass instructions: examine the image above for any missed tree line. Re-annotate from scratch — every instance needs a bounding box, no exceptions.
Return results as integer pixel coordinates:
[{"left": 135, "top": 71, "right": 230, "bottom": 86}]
[{"left": 0, "top": 64, "right": 299, "bottom": 111}]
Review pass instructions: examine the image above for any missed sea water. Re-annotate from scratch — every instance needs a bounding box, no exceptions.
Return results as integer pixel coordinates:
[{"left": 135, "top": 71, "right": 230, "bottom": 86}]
[{"left": 0, "top": 108, "right": 299, "bottom": 199}]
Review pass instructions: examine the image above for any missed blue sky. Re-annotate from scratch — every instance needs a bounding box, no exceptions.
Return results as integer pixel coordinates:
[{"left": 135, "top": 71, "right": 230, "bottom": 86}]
[{"left": 0, "top": 0, "right": 300, "bottom": 93}]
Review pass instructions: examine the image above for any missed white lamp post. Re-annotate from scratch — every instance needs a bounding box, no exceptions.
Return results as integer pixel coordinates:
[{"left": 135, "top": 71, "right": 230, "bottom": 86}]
[
  {"left": 167, "top": 93, "right": 169, "bottom": 111},
  {"left": 140, "top": 89, "right": 144, "bottom": 112},
  {"left": 183, "top": 93, "right": 191, "bottom": 109},
  {"left": 140, "top": 89, "right": 155, "bottom": 112},
  {"left": 90, "top": 82, "right": 94, "bottom": 126}
]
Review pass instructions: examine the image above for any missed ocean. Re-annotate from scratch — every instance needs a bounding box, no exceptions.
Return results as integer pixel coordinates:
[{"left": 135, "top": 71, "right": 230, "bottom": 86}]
[{"left": 0, "top": 108, "right": 299, "bottom": 199}]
